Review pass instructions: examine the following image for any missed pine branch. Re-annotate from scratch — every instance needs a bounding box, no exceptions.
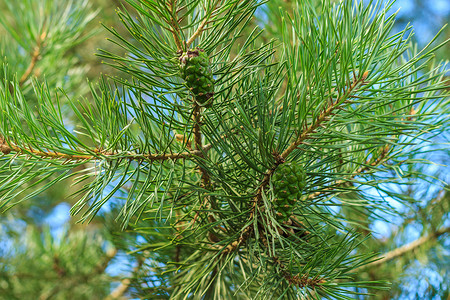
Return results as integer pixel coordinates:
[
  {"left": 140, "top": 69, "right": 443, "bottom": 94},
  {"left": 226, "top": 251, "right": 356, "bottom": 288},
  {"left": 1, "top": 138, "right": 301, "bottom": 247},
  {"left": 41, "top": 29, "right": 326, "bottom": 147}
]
[
  {"left": 281, "top": 71, "right": 369, "bottom": 159},
  {"left": 0, "top": 136, "right": 212, "bottom": 162},
  {"left": 360, "top": 226, "right": 450, "bottom": 270},
  {"left": 223, "top": 72, "right": 370, "bottom": 255},
  {"left": 165, "top": 0, "right": 183, "bottom": 51}
]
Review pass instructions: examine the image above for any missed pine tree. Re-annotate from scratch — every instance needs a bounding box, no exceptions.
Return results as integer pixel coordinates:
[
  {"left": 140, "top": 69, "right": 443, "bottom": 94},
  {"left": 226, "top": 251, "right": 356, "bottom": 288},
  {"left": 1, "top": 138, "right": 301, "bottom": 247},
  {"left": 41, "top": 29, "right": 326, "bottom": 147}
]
[{"left": 0, "top": 0, "right": 449, "bottom": 299}]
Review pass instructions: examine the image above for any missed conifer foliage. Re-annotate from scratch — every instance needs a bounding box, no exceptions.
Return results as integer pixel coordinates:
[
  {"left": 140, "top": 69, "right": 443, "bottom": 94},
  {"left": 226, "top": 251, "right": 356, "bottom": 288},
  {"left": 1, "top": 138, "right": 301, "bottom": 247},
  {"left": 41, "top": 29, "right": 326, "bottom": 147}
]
[{"left": 0, "top": 0, "right": 449, "bottom": 298}]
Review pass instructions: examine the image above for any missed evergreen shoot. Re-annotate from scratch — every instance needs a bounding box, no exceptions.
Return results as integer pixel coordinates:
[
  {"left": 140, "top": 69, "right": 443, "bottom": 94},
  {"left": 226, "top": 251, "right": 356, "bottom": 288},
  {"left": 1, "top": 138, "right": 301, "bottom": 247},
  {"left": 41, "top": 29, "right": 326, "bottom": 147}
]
[{"left": 0, "top": 0, "right": 449, "bottom": 298}]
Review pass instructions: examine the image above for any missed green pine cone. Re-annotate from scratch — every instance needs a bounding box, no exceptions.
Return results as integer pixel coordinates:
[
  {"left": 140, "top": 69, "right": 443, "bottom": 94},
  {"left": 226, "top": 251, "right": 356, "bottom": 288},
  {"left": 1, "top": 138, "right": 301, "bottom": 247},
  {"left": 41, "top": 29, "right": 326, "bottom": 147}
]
[
  {"left": 272, "top": 162, "right": 306, "bottom": 219},
  {"left": 179, "top": 48, "right": 215, "bottom": 107}
]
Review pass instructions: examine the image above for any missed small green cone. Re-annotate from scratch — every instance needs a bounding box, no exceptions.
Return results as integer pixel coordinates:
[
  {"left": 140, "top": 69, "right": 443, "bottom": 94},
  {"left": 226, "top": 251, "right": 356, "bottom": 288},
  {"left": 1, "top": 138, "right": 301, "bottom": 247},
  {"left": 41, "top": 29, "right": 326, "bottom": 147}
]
[
  {"left": 272, "top": 162, "right": 306, "bottom": 220},
  {"left": 179, "top": 47, "right": 215, "bottom": 107}
]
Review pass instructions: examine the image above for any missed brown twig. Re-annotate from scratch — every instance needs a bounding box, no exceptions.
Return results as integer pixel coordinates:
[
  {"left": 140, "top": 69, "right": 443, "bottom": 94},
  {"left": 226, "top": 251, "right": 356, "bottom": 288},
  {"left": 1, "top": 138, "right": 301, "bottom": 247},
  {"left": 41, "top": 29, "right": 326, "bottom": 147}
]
[
  {"left": 166, "top": 0, "right": 183, "bottom": 51},
  {"left": 174, "top": 244, "right": 181, "bottom": 263},
  {"left": 20, "top": 29, "right": 47, "bottom": 86},
  {"left": 186, "top": 1, "right": 220, "bottom": 47},
  {"left": 189, "top": 103, "right": 212, "bottom": 228},
  {"left": 283, "top": 270, "right": 326, "bottom": 288},
  {"left": 357, "top": 226, "right": 450, "bottom": 271},
  {"left": 0, "top": 136, "right": 212, "bottom": 162},
  {"left": 281, "top": 72, "right": 368, "bottom": 159}
]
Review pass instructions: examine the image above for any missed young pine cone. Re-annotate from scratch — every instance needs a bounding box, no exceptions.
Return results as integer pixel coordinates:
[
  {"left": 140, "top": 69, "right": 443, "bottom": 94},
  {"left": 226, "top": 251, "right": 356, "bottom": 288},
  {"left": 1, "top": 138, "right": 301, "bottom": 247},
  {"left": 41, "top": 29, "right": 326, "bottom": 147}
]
[
  {"left": 272, "top": 162, "right": 306, "bottom": 220},
  {"left": 179, "top": 48, "right": 215, "bottom": 107}
]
